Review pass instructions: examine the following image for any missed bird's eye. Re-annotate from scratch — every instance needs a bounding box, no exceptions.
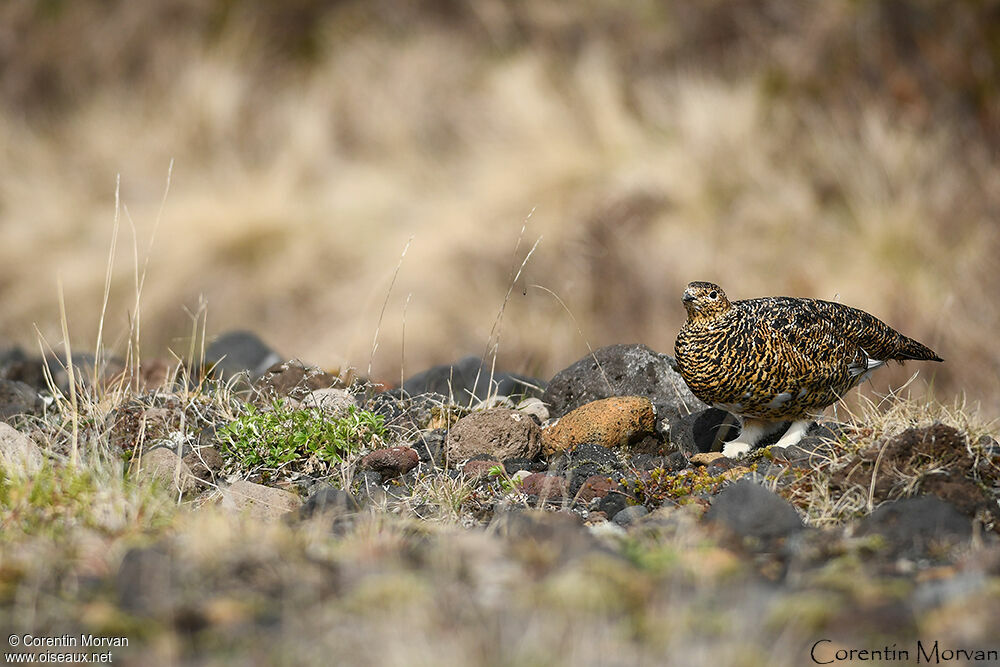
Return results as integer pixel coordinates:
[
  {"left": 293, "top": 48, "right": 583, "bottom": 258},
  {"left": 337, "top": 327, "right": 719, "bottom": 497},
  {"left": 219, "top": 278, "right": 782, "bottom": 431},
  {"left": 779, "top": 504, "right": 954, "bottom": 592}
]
[{"left": 709, "top": 290, "right": 718, "bottom": 299}]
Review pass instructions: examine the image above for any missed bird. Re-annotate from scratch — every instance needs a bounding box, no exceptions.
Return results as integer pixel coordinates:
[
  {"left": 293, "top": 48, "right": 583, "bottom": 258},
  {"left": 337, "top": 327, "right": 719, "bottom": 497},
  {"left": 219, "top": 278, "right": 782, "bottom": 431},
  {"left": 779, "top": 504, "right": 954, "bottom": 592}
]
[{"left": 673, "top": 281, "right": 943, "bottom": 458}]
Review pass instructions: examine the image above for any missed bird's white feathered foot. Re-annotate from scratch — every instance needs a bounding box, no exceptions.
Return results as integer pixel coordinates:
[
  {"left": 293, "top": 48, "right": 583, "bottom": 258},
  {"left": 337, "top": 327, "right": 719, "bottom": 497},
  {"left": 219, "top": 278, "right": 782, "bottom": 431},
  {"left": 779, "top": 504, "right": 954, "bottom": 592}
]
[{"left": 722, "top": 418, "right": 813, "bottom": 459}]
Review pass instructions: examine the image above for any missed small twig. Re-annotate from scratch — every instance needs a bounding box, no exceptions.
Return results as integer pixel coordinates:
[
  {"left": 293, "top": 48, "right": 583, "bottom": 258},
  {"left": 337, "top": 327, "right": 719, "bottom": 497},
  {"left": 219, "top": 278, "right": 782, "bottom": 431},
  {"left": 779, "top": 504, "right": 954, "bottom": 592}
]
[
  {"left": 57, "top": 276, "right": 79, "bottom": 467},
  {"left": 369, "top": 236, "right": 413, "bottom": 378}
]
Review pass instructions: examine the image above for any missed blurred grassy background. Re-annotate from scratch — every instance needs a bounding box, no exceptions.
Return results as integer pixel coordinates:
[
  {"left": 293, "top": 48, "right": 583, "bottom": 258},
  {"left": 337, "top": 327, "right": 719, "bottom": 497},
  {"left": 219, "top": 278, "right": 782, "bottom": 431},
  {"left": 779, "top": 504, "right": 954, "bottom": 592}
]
[{"left": 1, "top": 0, "right": 998, "bottom": 413}]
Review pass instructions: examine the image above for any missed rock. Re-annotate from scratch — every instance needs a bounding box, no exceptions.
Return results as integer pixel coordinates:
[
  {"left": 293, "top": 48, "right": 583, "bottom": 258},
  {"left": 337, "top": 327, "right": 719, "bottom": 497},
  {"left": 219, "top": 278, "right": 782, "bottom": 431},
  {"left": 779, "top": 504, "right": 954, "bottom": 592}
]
[
  {"left": 254, "top": 359, "right": 340, "bottom": 402},
  {"left": 598, "top": 492, "right": 630, "bottom": 518},
  {"left": 519, "top": 473, "right": 568, "bottom": 500},
  {"left": 831, "top": 424, "right": 994, "bottom": 522},
  {"left": 516, "top": 397, "right": 549, "bottom": 423},
  {"left": 106, "top": 400, "right": 185, "bottom": 454},
  {"left": 577, "top": 475, "right": 620, "bottom": 503},
  {"left": 445, "top": 408, "right": 542, "bottom": 463},
  {"left": 854, "top": 496, "right": 972, "bottom": 561},
  {"left": 361, "top": 446, "right": 419, "bottom": 480},
  {"left": 138, "top": 447, "right": 197, "bottom": 494},
  {"left": 502, "top": 457, "right": 545, "bottom": 474},
  {"left": 632, "top": 451, "right": 689, "bottom": 472},
  {"left": 365, "top": 390, "right": 455, "bottom": 432},
  {"left": 411, "top": 429, "right": 447, "bottom": 466},
  {"left": 182, "top": 446, "right": 226, "bottom": 483},
  {"left": 552, "top": 443, "right": 623, "bottom": 497},
  {"left": 0, "top": 422, "right": 43, "bottom": 475},
  {"left": 612, "top": 505, "right": 649, "bottom": 527},
  {"left": 299, "top": 488, "right": 360, "bottom": 519},
  {"left": 221, "top": 480, "right": 302, "bottom": 519},
  {"left": 541, "top": 396, "right": 656, "bottom": 455},
  {"left": 0, "top": 379, "right": 45, "bottom": 422},
  {"left": 205, "top": 330, "right": 282, "bottom": 380},
  {"left": 704, "top": 479, "right": 804, "bottom": 541},
  {"left": 354, "top": 470, "right": 386, "bottom": 506},
  {"left": 510, "top": 470, "right": 533, "bottom": 486},
  {"left": 669, "top": 408, "right": 740, "bottom": 454},
  {"left": 542, "top": 344, "right": 706, "bottom": 422},
  {"left": 402, "top": 355, "right": 545, "bottom": 402},
  {"left": 116, "top": 545, "right": 174, "bottom": 617},
  {"left": 297, "top": 387, "right": 357, "bottom": 418},
  {"left": 689, "top": 452, "right": 728, "bottom": 466},
  {"left": 462, "top": 459, "right": 504, "bottom": 481}
]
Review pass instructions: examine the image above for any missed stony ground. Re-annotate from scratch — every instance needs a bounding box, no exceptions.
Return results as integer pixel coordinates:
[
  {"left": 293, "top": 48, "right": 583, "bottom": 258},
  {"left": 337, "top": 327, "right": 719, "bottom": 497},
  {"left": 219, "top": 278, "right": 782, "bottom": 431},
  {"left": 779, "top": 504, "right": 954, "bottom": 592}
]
[{"left": 1, "top": 337, "right": 998, "bottom": 666}]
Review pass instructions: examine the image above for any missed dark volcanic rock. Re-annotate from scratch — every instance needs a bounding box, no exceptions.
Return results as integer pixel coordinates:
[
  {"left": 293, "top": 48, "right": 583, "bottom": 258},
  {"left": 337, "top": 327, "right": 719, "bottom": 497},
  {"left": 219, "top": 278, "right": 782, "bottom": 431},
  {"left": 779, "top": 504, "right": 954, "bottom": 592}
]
[
  {"left": 0, "top": 379, "right": 45, "bottom": 422},
  {"left": 704, "top": 480, "right": 804, "bottom": 541},
  {"left": 541, "top": 343, "right": 706, "bottom": 422},
  {"left": 402, "top": 355, "right": 544, "bottom": 402},
  {"left": 502, "top": 457, "right": 545, "bottom": 474},
  {"left": 206, "top": 330, "right": 282, "bottom": 380},
  {"left": 446, "top": 408, "right": 542, "bottom": 462},
  {"left": 410, "top": 429, "right": 447, "bottom": 466},
  {"left": 854, "top": 496, "right": 972, "bottom": 561},
  {"left": 598, "top": 492, "right": 630, "bottom": 518},
  {"left": 669, "top": 408, "right": 740, "bottom": 454},
  {"left": 551, "top": 443, "right": 623, "bottom": 497}
]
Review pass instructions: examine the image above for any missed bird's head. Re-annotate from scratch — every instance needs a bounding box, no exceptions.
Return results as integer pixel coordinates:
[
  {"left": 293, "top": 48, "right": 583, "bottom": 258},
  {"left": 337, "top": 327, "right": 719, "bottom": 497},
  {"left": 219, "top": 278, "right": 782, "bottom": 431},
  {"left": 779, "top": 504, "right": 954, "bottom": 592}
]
[{"left": 682, "top": 281, "right": 733, "bottom": 322}]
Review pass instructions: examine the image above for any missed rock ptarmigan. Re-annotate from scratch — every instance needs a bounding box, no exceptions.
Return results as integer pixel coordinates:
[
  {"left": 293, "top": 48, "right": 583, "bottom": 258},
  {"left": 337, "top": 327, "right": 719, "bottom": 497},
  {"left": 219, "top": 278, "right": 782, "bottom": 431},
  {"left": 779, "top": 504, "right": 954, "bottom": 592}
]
[{"left": 674, "top": 281, "right": 943, "bottom": 458}]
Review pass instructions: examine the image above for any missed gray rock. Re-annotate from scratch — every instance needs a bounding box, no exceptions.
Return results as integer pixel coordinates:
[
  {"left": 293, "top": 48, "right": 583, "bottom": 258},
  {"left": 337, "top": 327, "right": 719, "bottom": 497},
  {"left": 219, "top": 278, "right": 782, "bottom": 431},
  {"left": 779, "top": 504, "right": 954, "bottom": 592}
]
[
  {"left": 138, "top": 447, "right": 197, "bottom": 494},
  {"left": 205, "top": 330, "right": 282, "bottom": 380},
  {"left": 221, "top": 480, "right": 302, "bottom": 519},
  {"left": 853, "top": 496, "right": 972, "bottom": 561},
  {"left": 0, "top": 379, "right": 45, "bottom": 422},
  {"left": 516, "top": 397, "right": 549, "bottom": 423},
  {"left": 0, "top": 422, "right": 43, "bottom": 476},
  {"left": 542, "top": 344, "right": 706, "bottom": 424},
  {"left": 445, "top": 408, "right": 542, "bottom": 462},
  {"left": 403, "top": 355, "right": 545, "bottom": 402},
  {"left": 298, "top": 387, "right": 356, "bottom": 418},
  {"left": 612, "top": 505, "right": 649, "bottom": 527},
  {"left": 704, "top": 479, "right": 804, "bottom": 540}
]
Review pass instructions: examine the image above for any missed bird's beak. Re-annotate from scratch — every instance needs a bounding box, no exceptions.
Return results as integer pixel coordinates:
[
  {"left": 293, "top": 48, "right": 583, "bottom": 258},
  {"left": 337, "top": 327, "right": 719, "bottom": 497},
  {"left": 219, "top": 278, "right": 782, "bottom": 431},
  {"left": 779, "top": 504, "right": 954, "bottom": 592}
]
[{"left": 682, "top": 291, "right": 695, "bottom": 304}]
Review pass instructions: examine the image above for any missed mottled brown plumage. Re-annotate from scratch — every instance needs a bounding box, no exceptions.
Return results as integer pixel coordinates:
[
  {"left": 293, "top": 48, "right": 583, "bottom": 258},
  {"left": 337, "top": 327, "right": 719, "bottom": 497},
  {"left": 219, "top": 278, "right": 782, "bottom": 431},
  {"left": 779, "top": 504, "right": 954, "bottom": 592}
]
[{"left": 674, "top": 281, "right": 942, "bottom": 455}]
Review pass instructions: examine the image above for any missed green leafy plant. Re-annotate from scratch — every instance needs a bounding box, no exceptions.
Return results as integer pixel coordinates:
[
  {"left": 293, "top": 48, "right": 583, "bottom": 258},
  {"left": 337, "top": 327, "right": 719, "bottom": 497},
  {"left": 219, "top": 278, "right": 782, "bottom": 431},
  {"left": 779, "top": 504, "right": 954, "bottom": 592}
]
[
  {"left": 218, "top": 400, "right": 386, "bottom": 472},
  {"left": 487, "top": 464, "right": 516, "bottom": 492}
]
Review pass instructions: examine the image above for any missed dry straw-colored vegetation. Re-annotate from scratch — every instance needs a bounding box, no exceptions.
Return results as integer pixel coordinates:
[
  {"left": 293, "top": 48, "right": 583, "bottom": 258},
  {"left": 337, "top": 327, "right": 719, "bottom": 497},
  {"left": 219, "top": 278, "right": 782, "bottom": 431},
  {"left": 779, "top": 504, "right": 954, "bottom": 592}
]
[{"left": 1, "top": 0, "right": 997, "bottom": 417}]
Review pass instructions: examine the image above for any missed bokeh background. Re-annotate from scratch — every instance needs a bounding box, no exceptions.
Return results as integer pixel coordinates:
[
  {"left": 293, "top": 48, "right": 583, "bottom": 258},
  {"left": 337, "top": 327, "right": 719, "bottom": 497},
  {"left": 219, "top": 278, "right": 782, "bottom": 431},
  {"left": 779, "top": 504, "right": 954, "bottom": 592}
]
[{"left": 1, "top": 1, "right": 998, "bottom": 414}]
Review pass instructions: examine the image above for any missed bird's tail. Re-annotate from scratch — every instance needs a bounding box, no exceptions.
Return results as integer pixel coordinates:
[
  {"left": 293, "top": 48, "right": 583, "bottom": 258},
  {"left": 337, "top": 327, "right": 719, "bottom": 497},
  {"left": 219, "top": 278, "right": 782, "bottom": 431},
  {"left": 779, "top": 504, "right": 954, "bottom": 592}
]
[{"left": 897, "top": 336, "right": 943, "bottom": 362}]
